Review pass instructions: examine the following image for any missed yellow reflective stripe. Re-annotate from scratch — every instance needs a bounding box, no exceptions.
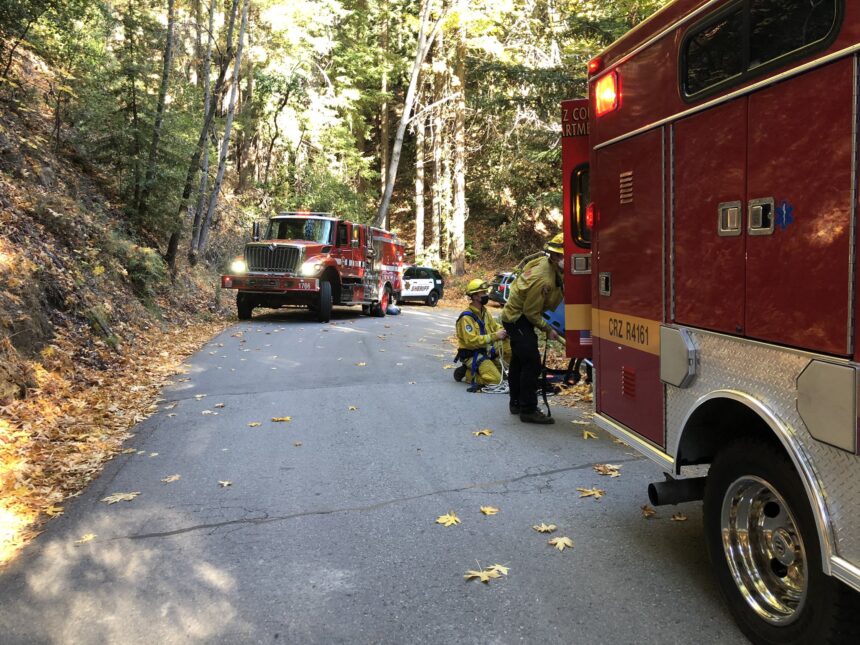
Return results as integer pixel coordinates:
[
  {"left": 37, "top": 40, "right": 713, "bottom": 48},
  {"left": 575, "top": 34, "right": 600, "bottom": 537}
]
[
  {"left": 565, "top": 304, "right": 592, "bottom": 331},
  {"left": 592, "top": 308, "right": 661, "bottom": 355}
]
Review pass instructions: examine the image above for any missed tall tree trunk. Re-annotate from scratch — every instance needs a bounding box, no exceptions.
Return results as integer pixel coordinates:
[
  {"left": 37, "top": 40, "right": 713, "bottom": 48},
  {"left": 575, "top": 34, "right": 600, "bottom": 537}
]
[
  {"left": 379, "top": 0, "right": 390, "bottom": 196},
  {"left": 374, "top": 0, "right": 441, "bottom": 229},
  {"left": 196, "top": 0, "right": 250, "bottom": 258},
  {"left": 429, "top": 30, "right": 446, "bottom": 263},
  {"left": 189, "top": 0, "right": 216, "bottom": 257},
  {"left": 137, "top": 0, "right": 176, "bottom": 220},
  {"left": 430, "top": 112, "right": 442, "bottom": 262},
  {"left": 166, "top": 0, "right": 240, "bottom": 273},
  {"left": 414, "top": 114, "right": 425, "bottom": 261},
  {"left": 124, "top": 2, "right": 143, "bottom": 209},
  {"left": 450, "top": 0, "right": 467, "bottom": 275}
]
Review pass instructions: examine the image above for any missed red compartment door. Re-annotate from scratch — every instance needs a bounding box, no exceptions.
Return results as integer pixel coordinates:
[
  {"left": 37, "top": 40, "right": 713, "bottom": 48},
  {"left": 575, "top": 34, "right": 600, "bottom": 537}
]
[{"left": 745, "top": 58, "right": 855, "bottom": 356}]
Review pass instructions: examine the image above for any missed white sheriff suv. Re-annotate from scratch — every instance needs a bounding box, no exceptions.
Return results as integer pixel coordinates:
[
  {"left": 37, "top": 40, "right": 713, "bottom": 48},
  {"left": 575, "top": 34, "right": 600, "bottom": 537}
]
[{"left": 398, "top": 266, "right": 445, "bottom": 306}]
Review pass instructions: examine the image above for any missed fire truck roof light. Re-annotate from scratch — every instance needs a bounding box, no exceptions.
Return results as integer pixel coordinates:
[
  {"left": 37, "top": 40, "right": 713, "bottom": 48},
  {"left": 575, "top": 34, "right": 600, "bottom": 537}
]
[
  {"left": 594, "top": 71, "right": 619, "bottom": 117},
  {"left": 588, "top": 57, "right": 603, "bottom": 75}
]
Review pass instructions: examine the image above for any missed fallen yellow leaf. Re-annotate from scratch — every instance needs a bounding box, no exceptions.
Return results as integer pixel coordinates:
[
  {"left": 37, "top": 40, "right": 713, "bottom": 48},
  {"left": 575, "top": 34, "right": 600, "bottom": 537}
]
[
  {"left": 121, "top": 448, "right": 136, "bottom": 454},
  {"left": 480, "top": 506, "right": 500, "bottom": 516},
  {"left": 549, "top": 536, "right": 574, "bottom": 551},
  {"left": 271, "top": 417, "right": 292, "bottom": 422},
  {"left": 532, "top": 523, "right": 557, "bottom": 533},
  {"left": 473, "top": 429, "right": 493, "bottom": 437},
  {"left": 582, "top": 430, "right": 598, "bottom": 440},
  {"left": 436, "top": 512, "right": 461, "bottom": 527},
  {"left": 348, "top": 406, "right": 358, "bottom": 411},
  {"left": 641, "top": 505, "right": 657, "bottom": 519},
  {"left": 671, "top": 513, "right": 688, "bottom": 522},
  {"left": 489, "top": 564, "right": 510, "bottom": 576},
  {"left": 218, "top": 480, "right": 232, "bottom": 488},
  {"left": 293, "top": 441, "right": 303, "bottom": 447},
  {"left": 101, "top": 492, "right": 140, "bottom": 504},
  {"left": 464, "top": 568, "right": 501, "bottom": 583},
  {"left": 248, "top": 422, "right": 261, "bottom": 427},
  {"left": 442, "top": 364, "right": 456, "bottom": 370},
  {"left": 75, "top": 533, "right": 96, "bottom": 545},
  {"left": 355, "top": 362, "right": 367, "bottom": 367},
  {"left": 593, "top": 463, "right": 622, "bottom": 477},
  {"left": 214, "top": 403, "right": 225, "bottom": 408},
  {"left": 161, "top": 474, "right": 181, "bottom": 483},
  {"left": 576, "top": 487, "right": 605, "bottom": 500}
]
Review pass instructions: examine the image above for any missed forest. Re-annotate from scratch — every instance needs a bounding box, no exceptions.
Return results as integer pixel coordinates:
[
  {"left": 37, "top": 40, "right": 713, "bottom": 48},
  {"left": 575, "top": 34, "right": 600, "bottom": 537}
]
[
  {"left": 0, "top": 0, "right": 668, "bottom": 560},
  {"left": 1, "top": 0, "right": 665, "bottom": 276}
]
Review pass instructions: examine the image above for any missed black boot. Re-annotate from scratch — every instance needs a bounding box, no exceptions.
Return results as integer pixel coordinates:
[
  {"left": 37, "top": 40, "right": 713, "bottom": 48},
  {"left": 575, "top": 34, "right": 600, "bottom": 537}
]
[
  {"left": 519, "top": 409, "right": 555, "bottom": 424},
  {"left": 453, "top": 364, "right": 467, "bottom": 382},
  {"left": 509, "top": 402, "right": 520, "bottom": 415}
]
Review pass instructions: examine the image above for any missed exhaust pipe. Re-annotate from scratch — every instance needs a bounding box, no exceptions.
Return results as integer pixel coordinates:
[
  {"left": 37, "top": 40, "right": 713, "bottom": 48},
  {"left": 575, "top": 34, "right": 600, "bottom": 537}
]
[{"left": 648, "top": 476, "right": 707, "bottom": 506}]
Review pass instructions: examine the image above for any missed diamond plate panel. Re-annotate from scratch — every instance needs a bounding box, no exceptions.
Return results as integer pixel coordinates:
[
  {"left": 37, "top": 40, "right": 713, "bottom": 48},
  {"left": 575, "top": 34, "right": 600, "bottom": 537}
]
[{"left": 665, "top": 329, "right": 860, "bottom": 568}]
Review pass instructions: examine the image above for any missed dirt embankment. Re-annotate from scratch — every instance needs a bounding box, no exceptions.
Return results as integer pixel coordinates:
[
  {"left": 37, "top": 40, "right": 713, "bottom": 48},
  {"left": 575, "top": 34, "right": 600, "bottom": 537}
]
[{"left": 0, "top": 51, "right": 233, "bottom": 565}]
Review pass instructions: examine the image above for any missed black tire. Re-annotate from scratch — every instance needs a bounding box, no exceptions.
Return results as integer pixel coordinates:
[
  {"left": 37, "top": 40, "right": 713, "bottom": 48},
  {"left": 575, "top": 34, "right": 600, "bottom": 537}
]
[
  {"left": 237, "top": 293, "right": 253, "bottom": 320},
  {"left": 703, "top": 438, "right": 860, "bottom": 644},
  {"left": 317, "top": 280, "right": 332, "bottom": 323},
  {"left": 373, "top": 285, "right": 391, "bottom": 318},
  {"left": 361, "top": 304, "right": 371, "bottom": 315},
  {"left": 425, "top": 290, "right": 439, "bottom": 307}
]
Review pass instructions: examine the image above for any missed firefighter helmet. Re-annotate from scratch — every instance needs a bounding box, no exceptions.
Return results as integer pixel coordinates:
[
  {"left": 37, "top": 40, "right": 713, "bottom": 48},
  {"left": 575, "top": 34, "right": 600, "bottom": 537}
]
[
  {"left": 465, "top": 279, "right": 490, "bottom": 295},
  {"left": 544, "top": 233, "right": 564, "bottom": 255}
]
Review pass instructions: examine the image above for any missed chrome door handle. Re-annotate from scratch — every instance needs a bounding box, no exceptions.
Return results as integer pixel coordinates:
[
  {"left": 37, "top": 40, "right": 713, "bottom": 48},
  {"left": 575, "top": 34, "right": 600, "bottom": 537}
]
[
  {"left": 748, "top": 197, "right": 775, "bottom": 236},
  {"left": 718, "top": 201, "right": 742, "bottom": 237},
  {"left": 599, "top": 272, "right": 611, "bottom": 296}
]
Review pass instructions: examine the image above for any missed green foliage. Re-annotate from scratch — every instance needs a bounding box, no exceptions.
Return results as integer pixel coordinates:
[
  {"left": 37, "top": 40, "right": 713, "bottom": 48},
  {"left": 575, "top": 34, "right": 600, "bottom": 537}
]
[
  {"left": 4, "top": 0, "right": 670, "bottom": 276},
  {"left": 107, "top": 233, "right": 167, "bottom": 298}
]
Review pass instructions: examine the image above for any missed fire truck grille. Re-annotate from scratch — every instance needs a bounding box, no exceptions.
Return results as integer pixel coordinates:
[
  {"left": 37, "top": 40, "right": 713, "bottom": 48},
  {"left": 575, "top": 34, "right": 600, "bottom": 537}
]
[{"left": 245, "top": 245, "right": 301, "bottom": 273}]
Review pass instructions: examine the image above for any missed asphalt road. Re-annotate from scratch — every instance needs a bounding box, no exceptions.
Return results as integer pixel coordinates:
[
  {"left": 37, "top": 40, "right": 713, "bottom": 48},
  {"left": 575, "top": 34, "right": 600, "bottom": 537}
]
[{"left": 0, "top": 304, "right": 747, "bottom": 644}]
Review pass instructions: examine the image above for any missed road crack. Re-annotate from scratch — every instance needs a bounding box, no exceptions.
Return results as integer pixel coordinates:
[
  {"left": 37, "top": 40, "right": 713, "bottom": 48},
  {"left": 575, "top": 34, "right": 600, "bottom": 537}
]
[{"left": 120, "top": 459, "right": 638, "bottom": 540}]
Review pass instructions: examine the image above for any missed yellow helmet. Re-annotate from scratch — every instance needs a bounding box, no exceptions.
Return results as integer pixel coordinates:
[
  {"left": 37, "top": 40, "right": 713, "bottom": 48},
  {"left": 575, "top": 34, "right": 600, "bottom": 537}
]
[
  {"left": 544, "top": 232, "right": 564, "bottom": 255},
  {"left": 465, "top": 278, "right": 490, "bottom": 295}
]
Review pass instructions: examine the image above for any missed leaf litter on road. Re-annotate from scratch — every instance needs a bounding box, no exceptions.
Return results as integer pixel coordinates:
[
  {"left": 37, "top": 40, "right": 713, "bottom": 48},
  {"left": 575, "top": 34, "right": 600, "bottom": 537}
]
[
  {"left": 548, "top": 536, "right": 574, "bottom": 551},
  {"left": 577, "top": 487, "right": 605, "bottom": 500},
  {"left": 436, "top": 512, "right": 461, "bottom": 527},
  {"left": 593, "top": 464, "right": 622, "bottom": 477},
  {"left": 101, "top": 492, "right": 140, "bottom": 504},
  {"left": 480, "top": 506, "right": 499, "bottom": 516},
  {"left": 532, "top": 523, "right": 557, "bottom": 533},
  {"left": 473, "top": 429, "right": 493, "bottom": 437}
]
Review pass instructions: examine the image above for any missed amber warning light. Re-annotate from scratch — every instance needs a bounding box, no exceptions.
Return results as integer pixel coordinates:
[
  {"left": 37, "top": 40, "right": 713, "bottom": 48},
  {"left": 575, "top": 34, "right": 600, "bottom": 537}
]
[{"left": 594, "top": 71, "right": 620, "bottom": 117}]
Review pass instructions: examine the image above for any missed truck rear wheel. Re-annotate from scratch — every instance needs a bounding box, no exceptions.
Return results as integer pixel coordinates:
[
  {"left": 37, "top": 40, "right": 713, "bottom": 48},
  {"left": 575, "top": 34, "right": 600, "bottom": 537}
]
[
  {"left": 703, "top": 438, "right": 860, "bottom": 644},
  {"left": 237, "top": 293, "right": 254, "bottom": 320},
  {"left": 373, "top": 286, "right": 391, "bottom": 318},
  {"left": 317, "top": 280, "right": 332, "bottom": 323}
]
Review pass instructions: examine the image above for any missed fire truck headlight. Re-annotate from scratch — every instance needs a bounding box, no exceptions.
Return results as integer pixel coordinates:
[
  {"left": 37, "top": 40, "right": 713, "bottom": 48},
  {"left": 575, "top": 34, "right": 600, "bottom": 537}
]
[
  {"left": 301, "top": 260, "right": 323, "bottom": 276},
  {"left": 230, "top": 259, "right": 247, "bottom": 274}
]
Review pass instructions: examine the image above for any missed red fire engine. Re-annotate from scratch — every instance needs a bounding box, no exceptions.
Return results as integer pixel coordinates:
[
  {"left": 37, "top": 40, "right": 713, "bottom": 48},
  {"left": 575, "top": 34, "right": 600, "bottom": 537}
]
[
  {"left": 563, "top": 1, "right": 860, "bottom": 642},
  {"left": 221, "top": 213, "right": 404, "bottom": 323}
]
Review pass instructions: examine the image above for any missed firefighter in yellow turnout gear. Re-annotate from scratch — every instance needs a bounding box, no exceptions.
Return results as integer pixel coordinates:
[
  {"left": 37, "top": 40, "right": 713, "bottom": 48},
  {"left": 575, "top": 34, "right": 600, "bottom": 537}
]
[
  {"left": 454, "top": 280, "right": 510, "bottom": 390},
  {"left": 501, "top": 233, "right": 565, "bottom": 423}
]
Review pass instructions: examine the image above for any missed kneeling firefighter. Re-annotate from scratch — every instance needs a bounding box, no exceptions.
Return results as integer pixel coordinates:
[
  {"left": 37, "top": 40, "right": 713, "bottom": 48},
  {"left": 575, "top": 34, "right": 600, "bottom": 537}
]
[
  {"left": 454, "top": 279, "right": 510, "bottom": 390},
  {"left": 501, "top": 233, "right": 564, "bottom": 424}
]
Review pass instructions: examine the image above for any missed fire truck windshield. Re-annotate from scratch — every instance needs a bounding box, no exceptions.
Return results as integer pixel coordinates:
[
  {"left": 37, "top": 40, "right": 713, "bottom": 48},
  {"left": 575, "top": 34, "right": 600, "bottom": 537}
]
[{"left": 265, "top": 218, "right": 334, "bottom": 243}]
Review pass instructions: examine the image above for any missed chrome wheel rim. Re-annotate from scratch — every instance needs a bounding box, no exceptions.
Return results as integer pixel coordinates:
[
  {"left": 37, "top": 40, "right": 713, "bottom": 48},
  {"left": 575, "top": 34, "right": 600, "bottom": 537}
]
[{"left": 721, "top": 475, "right": 807, "bottom": 625}]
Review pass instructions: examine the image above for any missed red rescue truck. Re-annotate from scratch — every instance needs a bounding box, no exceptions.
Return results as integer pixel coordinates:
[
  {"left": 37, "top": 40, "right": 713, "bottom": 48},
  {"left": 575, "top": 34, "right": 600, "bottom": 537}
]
[
  {"left": 563, "top": 1, "right": 860, "bottom": 642},
  {"left": 221, "top": 213, "right": 404, "bottom": 323}
]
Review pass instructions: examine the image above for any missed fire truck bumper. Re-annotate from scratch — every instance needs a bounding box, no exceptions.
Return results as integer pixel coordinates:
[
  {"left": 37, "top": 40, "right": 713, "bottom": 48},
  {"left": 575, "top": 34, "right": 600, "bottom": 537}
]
[{"left": 221, "top": 275, "right": 319, "bottom": 293}]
